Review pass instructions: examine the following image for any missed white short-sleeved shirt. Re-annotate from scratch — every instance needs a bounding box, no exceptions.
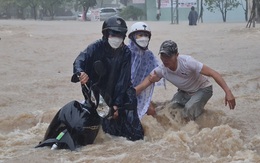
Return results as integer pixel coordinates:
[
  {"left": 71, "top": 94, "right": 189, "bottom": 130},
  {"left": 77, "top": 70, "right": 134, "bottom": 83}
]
[{"left": 153, "top": 55, "right": 211, "bottom": 93}]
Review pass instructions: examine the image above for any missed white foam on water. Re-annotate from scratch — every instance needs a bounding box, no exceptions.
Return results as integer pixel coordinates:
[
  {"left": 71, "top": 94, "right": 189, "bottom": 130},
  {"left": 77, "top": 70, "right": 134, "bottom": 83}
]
[{"left": 1, "top": 21, "right": 260, "bottom": 163}]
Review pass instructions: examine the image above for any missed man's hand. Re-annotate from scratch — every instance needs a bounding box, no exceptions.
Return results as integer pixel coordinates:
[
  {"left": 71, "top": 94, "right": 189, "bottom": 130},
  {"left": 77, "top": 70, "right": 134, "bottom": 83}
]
[
  {"left": 225, "top": 91, "right": 236, "bottom": 110},
  {"left": 135, "top": 70, "right": 162, "bottom": 95},
  {"left": 149, "top": 70, "right": 161, "bottom": 83},
  {"left": 79, "top": 72, "right": 89, "bottom": 85},
  {"left": 112, "top": 106, "right": 119, "bottom": 119}
]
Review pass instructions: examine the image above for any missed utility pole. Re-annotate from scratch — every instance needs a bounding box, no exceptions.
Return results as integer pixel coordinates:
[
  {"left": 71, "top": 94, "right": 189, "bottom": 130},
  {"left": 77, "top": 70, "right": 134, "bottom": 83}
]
[
  {"left": 171, "top": 0, "right": 179, "bottom": 24},
  {"left": 171, "top": 0, "right": 174, "bottom": 24},
  {"left": 176, "top": 0, "right": 179, "bottom": 24}
]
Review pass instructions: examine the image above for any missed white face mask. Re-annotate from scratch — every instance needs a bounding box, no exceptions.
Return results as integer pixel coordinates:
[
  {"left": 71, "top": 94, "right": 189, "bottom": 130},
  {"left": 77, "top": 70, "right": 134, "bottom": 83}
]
[
  {"left": 136, "top": 37, "right": 149, "bottom": 48},
  {"left": 108, "top": 37, "right": 123, "bottom": 49}
]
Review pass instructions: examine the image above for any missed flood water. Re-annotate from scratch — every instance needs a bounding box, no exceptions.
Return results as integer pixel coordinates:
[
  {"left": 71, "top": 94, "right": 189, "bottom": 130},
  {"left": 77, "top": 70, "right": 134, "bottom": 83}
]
[{"left": 0, "top": 20, "right": 260, "bottom": 163}]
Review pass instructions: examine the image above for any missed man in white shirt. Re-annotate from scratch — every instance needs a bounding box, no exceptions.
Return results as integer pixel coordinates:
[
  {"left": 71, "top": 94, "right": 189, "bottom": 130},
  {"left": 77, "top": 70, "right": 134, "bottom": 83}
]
[{"left": 136, "top": 40, "right": 236, "bottom": 121}]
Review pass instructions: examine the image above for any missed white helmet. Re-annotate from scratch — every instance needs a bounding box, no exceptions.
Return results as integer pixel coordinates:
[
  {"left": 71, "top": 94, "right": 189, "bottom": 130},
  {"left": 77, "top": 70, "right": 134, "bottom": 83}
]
[{"left": 128, "top": 22, "right": 151, "bottom": 39}]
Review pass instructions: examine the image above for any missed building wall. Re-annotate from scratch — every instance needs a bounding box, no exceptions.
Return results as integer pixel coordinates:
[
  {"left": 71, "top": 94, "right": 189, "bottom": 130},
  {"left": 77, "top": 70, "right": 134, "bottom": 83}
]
[{"left": 131, "top": 0, "right": 247, "bottom": 23}]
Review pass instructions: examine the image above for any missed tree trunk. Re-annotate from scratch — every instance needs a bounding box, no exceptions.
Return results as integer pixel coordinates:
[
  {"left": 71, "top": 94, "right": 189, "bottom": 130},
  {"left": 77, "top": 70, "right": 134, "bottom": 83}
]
[
  {"left": 245, "top": 0, "right": 248, "bottom": 21},
  {"left": 100, "top": 0, "right": 104, "bottom": 7},
  {"left": 83, "top": 6, "right": 86, "bottom": 21},
  {"left": 33, "top": 6, "right": 37, "bottom": 20},
  {"left": 220, "top": 10, "right": 226, "bottom": 22},
  {"left": 224, "top": 9, "right": 227, "bottom": 22},
  {"left": 246, "top": 0, "right": 256, "bottom": 27},
  {"left": 199, "top": 0, "right": 203, "bottom": 23},
  {"left": 256, "top": 0, "right": 260, "bottom": 23}
]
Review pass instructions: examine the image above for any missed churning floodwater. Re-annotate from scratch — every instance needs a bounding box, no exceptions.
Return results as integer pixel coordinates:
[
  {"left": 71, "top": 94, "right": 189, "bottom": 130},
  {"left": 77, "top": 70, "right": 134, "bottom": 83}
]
[{"left": 0, "top": 20, "right": 260, "bottom": 163}]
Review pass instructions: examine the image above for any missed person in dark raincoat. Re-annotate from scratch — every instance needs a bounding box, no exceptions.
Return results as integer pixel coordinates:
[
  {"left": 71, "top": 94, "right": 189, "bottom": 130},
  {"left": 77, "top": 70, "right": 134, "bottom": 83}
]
[
  {"left": 188, "top": 6, "right": 198, "bottom": 26},
  {"left": 72, "top": 16, "right": 144, "bottom": 141}
]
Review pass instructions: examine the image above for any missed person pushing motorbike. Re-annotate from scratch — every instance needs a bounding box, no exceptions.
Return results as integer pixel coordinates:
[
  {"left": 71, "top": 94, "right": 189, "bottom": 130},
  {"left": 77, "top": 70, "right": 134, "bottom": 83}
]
[{"left": 72, "top": 16, "right": 144, "bottom": 141}]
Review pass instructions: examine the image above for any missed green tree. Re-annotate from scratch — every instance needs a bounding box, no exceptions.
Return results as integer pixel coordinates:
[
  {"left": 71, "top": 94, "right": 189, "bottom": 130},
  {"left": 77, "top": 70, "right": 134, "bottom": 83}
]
[
  {"left": 0, "top": 0, "right": 15, "bottom": 17},
  {"left": 120, "top": 0, "right": 129, "bottom": 6},
  {"left": 76, "top": 0, "right": 96, "bottom": 21},
  {"left": 120, "top": 5, "right": 144, "bottom": 20},
  {"left": 240, "top": 0, "right": 248, "bottom": 21},
  {"left": 15, "top": 0, "right": 30, "bottom": 19},
  {"left": 40, "top": 0, "right": 69, "bottom": 20},
  {"left": 204, "top": 0, "right": 240, "bottom": 22},
  {"left": 26, "top": 0, "right": 40, "bottom": 20}
]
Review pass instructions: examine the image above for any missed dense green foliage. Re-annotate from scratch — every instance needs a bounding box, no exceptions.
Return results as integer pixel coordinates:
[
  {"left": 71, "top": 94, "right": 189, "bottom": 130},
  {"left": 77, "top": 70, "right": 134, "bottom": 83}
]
[
  {"left": 119, "top": 5, "right": 144, "bottom": 20},
  {"left": 0, "top": 0, "right": 97, "bottom": 20}
]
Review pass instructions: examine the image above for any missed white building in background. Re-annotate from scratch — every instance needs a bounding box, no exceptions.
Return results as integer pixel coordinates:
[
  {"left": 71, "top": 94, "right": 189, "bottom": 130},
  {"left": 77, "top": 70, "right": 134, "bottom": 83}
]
[{"left": 131, "top": 0, "right": 248, "bottom": 22}]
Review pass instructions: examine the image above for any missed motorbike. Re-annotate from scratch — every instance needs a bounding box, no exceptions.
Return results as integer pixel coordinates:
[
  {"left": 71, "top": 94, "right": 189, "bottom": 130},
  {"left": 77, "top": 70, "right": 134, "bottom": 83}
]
[{"left": 35, "top": 61, "right": 112, "bottom": 151}]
